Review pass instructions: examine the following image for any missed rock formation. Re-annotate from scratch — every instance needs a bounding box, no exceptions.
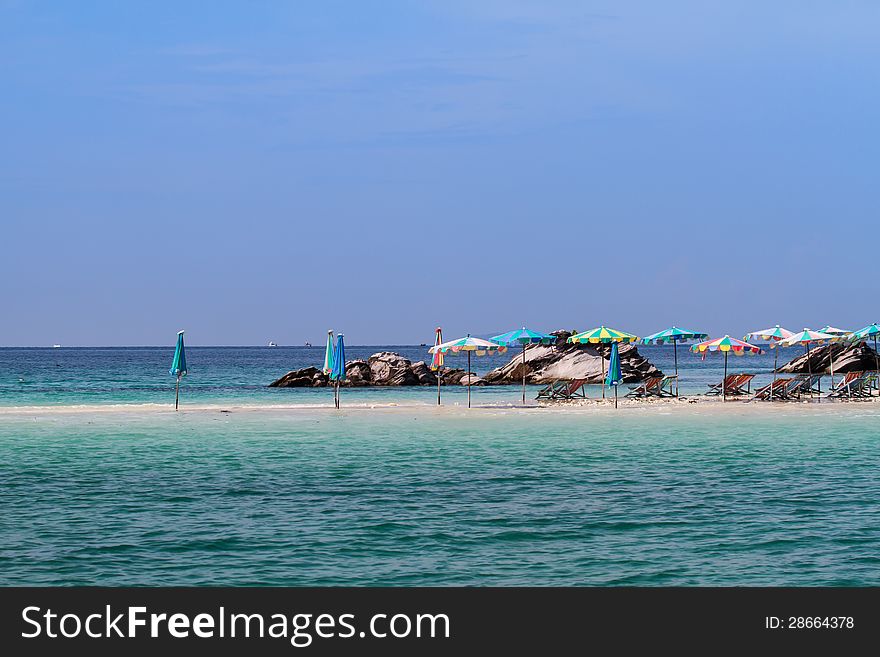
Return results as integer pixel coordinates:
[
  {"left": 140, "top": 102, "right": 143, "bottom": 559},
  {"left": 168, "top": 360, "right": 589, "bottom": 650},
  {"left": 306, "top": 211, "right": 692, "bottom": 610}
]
[
  {"left": 269, "top": 335, "right": 664, "bottom": 388},
  {"left": 269, "top": 352, "right": 466, "bottom": 388},
  {"left": 482, "top": 330, "right": 661, "bottom": 384},
  {"left": 777, "top": 341, "right": 879, "bottom": 374}
]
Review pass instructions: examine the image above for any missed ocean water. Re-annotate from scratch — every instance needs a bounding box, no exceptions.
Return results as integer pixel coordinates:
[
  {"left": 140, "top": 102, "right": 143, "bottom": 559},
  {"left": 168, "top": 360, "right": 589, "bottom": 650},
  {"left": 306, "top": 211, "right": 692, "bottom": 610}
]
[
  {"left": 0, "top": 344, "right": 806, "bottom": 407},
  {"left": 1, "top": 347, "right": 879, "bottom": 586}
]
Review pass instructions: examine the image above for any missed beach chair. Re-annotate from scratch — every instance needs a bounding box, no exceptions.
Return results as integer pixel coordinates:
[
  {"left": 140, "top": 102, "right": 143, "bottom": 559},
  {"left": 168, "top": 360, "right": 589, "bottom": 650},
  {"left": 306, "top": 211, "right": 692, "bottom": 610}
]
[
  {"left": 536, "top": 378, "right": 588, "bottom": 401},
  {"left": 750, "top": 377, "right": 792, "bottom": 401},
  {"left": 727, "top": 373, "right": 755, "bottom": 396},
  {"left": 626, "top": 376, "right": 663, "bottom": 398},
  {"left": 835, "top": 372, "right": 878, "bottom": 399},
  {"left": 706, "top": 374, "right": 739, "bottom": 396},
  {"left": 828, "top": 371, "right": 863, "bottom": 399}
]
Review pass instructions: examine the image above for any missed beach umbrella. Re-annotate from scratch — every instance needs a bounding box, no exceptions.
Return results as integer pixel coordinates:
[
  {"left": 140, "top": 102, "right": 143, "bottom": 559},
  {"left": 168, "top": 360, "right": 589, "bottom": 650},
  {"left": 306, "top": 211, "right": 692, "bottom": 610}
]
[
  {"left": 490, "top": 327, "right": 556, "bottom": 405},
  {"left": 567, "top": 327, "right": 638, "bottom": 399},
  {"left": 322, "top": 330, "right": 335, "bottom": 376},
  {"left": 430, "top": 327, "right": 444, "bottom": 405},
  {"left": 605, "top": 342, "right": 623, "bottom": 408},
  {"left": 818, "top": 326, "right": 851, "bottom": 389},
  {"left": 849, "top": 324, "right": 880, "bottom": 395},
  {"left": 743, "top": 326, "right": 794, "bottom": 401},
  {"left": 169, "top": 330, "right": 187, "bottom": 411},
  {"left": 329, "top": 333, "right": 346, "bottom": 408},
  {"left": 641, "top": 326, "right": 708, "bottom": 397},
  {"left": 428, "top": 335, "right": 507, "bottom": 408},
  {"left": 774, "top": 329, "right": 838, "bottom": 397},
  {"left": 690, "top": 336, "right": 763, "bottom": 402}
]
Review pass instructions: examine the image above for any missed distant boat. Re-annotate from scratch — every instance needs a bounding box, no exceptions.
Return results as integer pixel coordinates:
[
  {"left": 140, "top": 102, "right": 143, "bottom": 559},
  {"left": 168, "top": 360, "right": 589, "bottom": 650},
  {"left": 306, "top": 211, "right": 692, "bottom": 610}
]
[
  {"left": 305, "top": 342, "right": 312, "bottom": 347},
  {"left": 268, "top": 341, "right": 277, "bottom": 347},
  {"left": 52, "top": 344, "right": 61, "bottom": 348}
]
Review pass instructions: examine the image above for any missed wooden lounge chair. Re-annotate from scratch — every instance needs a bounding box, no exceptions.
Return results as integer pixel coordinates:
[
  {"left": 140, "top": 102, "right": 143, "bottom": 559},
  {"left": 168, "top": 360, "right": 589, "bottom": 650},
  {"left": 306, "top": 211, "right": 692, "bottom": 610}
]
[
  {"left": 829, "top": 372, "right": 875, "bottom": 399},
  {"left": 828, "top": 371, "right": 863, "bottom": 399},
  {"left": 627, "top": 376, "right": 662, "bottom": 398},
  {"left": 750, "top": 377, "right": 792, "bottom": 401},
  {"left": 727, "top": 373, "right": 755, "bottom": 396},
  {"left": 707, "top": 373, "right": 753, "bottom": 397},
  {"left": 536, "top": 378, "right": 588, "bottom": 401},
  {"left": 706, "top": 374, "right": 739, "bottom": 396}
]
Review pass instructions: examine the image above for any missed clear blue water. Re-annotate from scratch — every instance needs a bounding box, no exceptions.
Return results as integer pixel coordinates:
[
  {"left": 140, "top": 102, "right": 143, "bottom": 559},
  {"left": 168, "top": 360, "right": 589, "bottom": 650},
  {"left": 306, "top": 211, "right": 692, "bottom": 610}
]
[
  {"left": 0, "top": 344, "right": 803, "bottom": 407},
  {"left": 1, "top": 346, "right": 878, "bottom": 586}
]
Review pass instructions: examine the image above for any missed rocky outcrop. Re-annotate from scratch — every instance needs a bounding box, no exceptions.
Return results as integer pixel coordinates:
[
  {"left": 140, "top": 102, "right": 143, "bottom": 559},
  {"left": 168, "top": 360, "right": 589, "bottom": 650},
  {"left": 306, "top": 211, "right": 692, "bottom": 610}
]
[
  {"left": 777, "top": 341, "right": 879, "bottom": 374},
  {"left": 482, "top": 330, "right": 661, "bottom": 384},
  {"left": 269, "top": 352, "right": 466, "bottom": 388}
]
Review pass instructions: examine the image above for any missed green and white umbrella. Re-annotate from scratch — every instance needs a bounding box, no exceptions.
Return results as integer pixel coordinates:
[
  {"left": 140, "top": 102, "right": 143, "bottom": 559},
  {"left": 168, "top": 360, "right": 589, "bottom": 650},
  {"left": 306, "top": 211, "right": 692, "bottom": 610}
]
[
  {"left": 641, "top": 326, "right": 707, "bottom": 396},
  {"left": 490, "top": 327, "right": 555, "bottom": 405},
  {"left": 774, "top": 329, "right": 839, "bottom": 397},
  {"left": 850, "top": 324, "right": 880, "bottom": 395},
  {"left": 744, "top": 326, "right": 794, "bottom": 400}
]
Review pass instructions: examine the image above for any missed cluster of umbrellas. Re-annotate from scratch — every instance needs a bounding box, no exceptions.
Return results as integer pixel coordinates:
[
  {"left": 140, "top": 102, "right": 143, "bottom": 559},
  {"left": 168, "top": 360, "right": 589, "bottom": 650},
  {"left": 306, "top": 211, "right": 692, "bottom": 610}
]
[{"left": 165, "top": 321, "right": 880, "bottom": 409}]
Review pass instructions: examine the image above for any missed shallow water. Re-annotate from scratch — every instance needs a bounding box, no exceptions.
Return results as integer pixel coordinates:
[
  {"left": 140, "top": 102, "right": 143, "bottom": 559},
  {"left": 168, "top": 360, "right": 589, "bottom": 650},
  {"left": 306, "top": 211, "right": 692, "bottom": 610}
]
[{"left": 2, "top": 405, "right": 879, "bottom": 585}]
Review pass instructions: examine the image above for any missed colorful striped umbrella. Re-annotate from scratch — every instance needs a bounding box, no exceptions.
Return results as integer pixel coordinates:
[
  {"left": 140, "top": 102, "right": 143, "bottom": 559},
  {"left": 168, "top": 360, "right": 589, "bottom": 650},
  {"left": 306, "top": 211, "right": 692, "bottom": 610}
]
[
  {"left": 567, "top": 326, "right": 639, "bottom": 344},
  {"left": 430, "top": 327, "right": 444, "bottom": 405},
  {"left": 568, "top": 327, "right": 637, "bottom": 400},
  {"left": 429, "top": 335, "right": 507, "bottom": 408},
  {"left": 329, "top": 333, "right": 346, "bottom": 408},
  {"left": 490, "top": 327, "right": 555, "bottom": 405},
  {"left": 322, "top": 330, "right": 335, "bottom": 376},
  {"left": 169, "top": 330, "right": 187, "bottom": 410},
  {"left": 774, "top": 329, "right": 837, "bottom": 397},
  {"left": 850, "top": 324, "right": 880, "bottom": 394},
  {"left": 743, "top": 326, "right": 794, "bottom": 400},
  {"left": 817, "top": 327, "right": 851, "bottom": 389},
  {"left": 605, "top": 342, "right": 623, "bottom": 408},
  {"left": 690, "top": 336, "right": 763, "bottom": 402},
  {"left": 641, "top": 326, "right": 707, "bottom": 396}
]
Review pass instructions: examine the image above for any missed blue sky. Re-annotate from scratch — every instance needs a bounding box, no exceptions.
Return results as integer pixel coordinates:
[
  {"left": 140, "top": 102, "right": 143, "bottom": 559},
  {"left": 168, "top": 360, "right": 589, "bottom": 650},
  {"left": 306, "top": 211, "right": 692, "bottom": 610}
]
[{"left": 2, "top": 1, "right": 879, "bottom": 345}]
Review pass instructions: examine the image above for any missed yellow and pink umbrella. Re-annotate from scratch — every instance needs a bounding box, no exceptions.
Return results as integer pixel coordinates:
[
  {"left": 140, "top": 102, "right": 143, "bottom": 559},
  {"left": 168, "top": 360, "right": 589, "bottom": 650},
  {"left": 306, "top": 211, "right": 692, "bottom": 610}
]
[{"left": 691, "top": 335, "right": 763, "bottom": 402}]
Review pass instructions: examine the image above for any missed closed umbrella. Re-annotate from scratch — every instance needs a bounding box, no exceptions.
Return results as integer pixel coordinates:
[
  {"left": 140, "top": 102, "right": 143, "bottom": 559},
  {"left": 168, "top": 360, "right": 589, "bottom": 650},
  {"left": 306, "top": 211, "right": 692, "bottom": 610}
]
[
  {"left": 169, "top": 330, "right": 188, "bottom": 411},
  {"left": 690, "top": 336, "right": 763, "bottom": 402},
  {"left": 641, "top": 326, "right": 707, "bottom": 396},
  {"left": 743, "top": 325, "right": 794, "bottom": 401},
  {"left": 490, "top": 327, "right": 556, "bottom": 405},
  {"left": 322, "top": 330, "right": 335, "bottom": 375},
  {"left": 428, "top": 335, "right": 507, "bottom": 408},
  {"left": 567, "top": 327, "right": 638, "bottom": 399},
  {"left": 606, "top": 342, "right": 623, "bottom": 408},
  {"left": 329, "top": 333, "right": 346, "bottom": 408},
  {"left": 430, "top": 327, "right": 443, "bottom": 405}
]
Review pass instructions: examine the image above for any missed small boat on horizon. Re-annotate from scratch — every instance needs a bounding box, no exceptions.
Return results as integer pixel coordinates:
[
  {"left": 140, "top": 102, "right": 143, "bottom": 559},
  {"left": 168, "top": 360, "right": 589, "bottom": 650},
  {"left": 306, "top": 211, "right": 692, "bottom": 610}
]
[
  {"left": 52, "top": 344, "right": 62, "bottom": 348},
  {"left": 268, "top": 341, "right": 277, "bottom": 347}
]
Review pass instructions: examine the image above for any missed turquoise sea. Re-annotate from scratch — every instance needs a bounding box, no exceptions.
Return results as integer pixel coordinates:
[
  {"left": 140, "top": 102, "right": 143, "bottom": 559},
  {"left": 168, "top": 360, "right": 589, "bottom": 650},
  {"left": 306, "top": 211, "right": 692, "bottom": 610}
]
[{"left": 1, "top": 346, "right": 879, "bottom": 585}]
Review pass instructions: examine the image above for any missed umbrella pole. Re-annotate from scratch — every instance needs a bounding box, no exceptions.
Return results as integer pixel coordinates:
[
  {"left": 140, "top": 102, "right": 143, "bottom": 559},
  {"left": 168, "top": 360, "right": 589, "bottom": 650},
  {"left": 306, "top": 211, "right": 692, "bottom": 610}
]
[
  {"left": 335, "top": 379, "right": 340, "bottom": 409},
  {"left": 522, "top": 344, "right": 527, "bottom": 406},
  {"left": 175, "top": 374, "right": 180, "bottom": 411},
  {"left": 722, "top": 352, "right": 728, "bottom": 402},
  {"left": 437, "top": 369, "right": 441, "bottom": 406},
  {"left": 771, "top": 346, "right": 778, "bottom": 401},
  {"left": 673, "top": 340, "right": 679, "bottom": 397},
  {"left": 601, "top": 346, "right": 605, "bottom": 400},
  {"left": 614, "top": 383, "right": 618, "bottom": 409},
  {"left": 829, "top": 344, "right": 835, "bottom": 394},
  {"left": 806, "top": 344, "right": 812, "bottom": 398},
  {"left": 467, "top": 351, "right": 471, "bottom": 408},
  {"left": 868, "top": 333, "right": 880, "bottom": 395}
]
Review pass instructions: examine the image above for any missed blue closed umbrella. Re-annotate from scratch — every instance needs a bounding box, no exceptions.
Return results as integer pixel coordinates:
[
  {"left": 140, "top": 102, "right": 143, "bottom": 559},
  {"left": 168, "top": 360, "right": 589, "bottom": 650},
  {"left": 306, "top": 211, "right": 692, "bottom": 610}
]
[
  {"left": 605, "top": 342, "right": 622, "bottom": 408},
  {"left": 170, "top": 330, "right": 187, "bottom": 410},
  {"left": 329, "top": 333, "right": 346, "bottom": 408}
]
